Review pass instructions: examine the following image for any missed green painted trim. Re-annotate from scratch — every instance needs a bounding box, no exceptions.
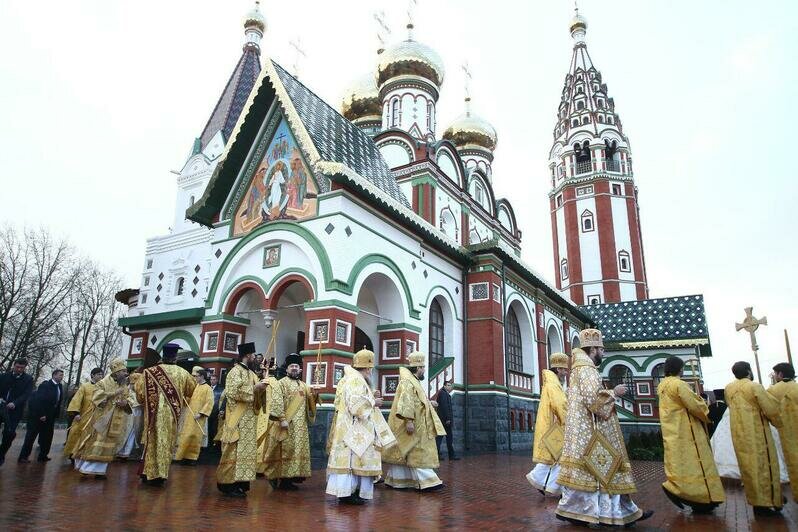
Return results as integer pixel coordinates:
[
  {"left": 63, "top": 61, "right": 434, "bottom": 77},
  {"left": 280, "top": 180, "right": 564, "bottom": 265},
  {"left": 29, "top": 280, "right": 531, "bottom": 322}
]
[
  {"left": 304, "top": 299, "right": 359, "bottom": 313},
  {"left": 118, "top": 307, "right": 205, "bottom": 330},
  {"left": 375, "top": 364, "right": 403, "bottom": 370},
  {"left": 126, "top": 359, "right": 143, "bottom": 368},
  {"left": 460, "top": 203, "right": 471, "bottom": 215},
  {"left": 411, "top": 174, "right": 437, "bottom": 187},
  {"left": 423, "top": 286, "right": 462, "bottom": 322},
  {"left": 345, "top": 254, "right": 420, "bottom": 320},
  {"left": 298, "top": 349, "right": 354, "bottom": 359},
  {"left": 199, "top": 357, "right": 236, "bottom": 363},
  {"left": 206, "top": 222, "right": 337, "bottom": 310},
  {"left": 417, "top": 185, "right": 424, "bottom": 216},
  {"left": 428, "top": 356, "right": 455, "bottom": 382},
  {"left": 376, "top": 322, "right": 422, "bottom": 333},
  {"left": 155, "top": 330, "right": 200, "bottom": 354},
  {"left": 465, "top": 384, "right": 538, "bottom": 399},
  {"left": 215, "top": 267, "right": 319, "bottom": 313},
  {"left": 319, "top": 393, "right": 337, "bottom": 401},
  {"left": 202, "top": 313, "right": 251, "bottom": 325}
]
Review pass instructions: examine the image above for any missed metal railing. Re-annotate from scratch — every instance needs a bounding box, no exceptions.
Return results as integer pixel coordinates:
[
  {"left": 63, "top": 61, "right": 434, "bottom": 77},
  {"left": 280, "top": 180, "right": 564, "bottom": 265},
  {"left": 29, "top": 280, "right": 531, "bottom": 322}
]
[
  {"left": 605, "top": 159, "right": 620, "bottom": 172},
  {"left": 575, "top": 160, "right": 593, "bottom": 175}
]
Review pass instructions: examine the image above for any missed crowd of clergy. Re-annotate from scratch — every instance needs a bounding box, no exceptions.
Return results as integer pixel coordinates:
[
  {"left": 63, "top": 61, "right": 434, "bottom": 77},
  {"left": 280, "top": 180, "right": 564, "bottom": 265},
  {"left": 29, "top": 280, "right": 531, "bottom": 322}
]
[
  {"left": 6, "top": 324, "right": 795, "bottom": 522},
  {"left": 529, "top": 328, "right": 798, "bottom": 527}
]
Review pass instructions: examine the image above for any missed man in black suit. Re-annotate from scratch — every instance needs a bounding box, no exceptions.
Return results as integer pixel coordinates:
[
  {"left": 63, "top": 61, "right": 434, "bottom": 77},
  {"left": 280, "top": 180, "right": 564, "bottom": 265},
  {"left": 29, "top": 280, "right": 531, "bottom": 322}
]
[
  {"left": 0, "top": 359, "right": 35, "bottom": 466},
  {"left": 18, "top": 369, "right": 64, "bottom": 463},
  {"left": 208, "top": 373, "right": 224, "bottom": 447},
  {"left": 435, "top": 380, "right": 459, "bottom": 460}
]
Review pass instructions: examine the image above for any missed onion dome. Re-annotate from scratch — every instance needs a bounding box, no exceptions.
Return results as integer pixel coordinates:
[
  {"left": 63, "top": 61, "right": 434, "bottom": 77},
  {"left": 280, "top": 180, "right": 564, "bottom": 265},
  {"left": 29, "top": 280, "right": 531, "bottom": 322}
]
[
  {"left": 443, "top": 98, "right": 497, "bottom": 152},
  {"left": 569, "top": 10, "right": 587, "bottom": 43},
  {"left": 377, "top": 31, "right": 445, "bottom": 88},
  {"left": 341, "top": 73, "right": 381, "bottom": 121},
  {"left": 244, "top": 1, "right": 266, "bottom": 33}
]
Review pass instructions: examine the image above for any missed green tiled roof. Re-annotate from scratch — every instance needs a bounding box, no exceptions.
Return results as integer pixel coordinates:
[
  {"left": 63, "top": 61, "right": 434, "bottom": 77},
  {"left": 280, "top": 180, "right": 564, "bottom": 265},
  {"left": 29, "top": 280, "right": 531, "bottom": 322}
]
[{"left": 582, "top": 295, "right": 709, "bottom": 344}]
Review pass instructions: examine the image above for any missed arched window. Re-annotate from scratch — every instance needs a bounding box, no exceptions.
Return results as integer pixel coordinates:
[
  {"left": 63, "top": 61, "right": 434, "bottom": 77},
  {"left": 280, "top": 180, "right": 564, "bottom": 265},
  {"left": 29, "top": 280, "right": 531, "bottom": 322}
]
[
  {"left": 652, "top": 363, "right": 666, "bottom": 387},
  {"left": 391, "top": 98, "right": 400, "bottom": 127},
  {"left": 597, "top": 115, "right": 604, "bottom": 124},
  {"left": 561, "top": 258, "right": 569, "bottom": 280},
  {"left": 607, "top": 116, "right": 614, "bottom": 124},
  {"left": 572, "top": 119, "right": 579, "bottom": 128},
  {"left": 618, "top": 250, "right": 631, "bottom": 272},
  {"left": 429, "top": 299, "right": 445, "bottom": 367},
  {"left": 581, "top": 209, "right": 595, "bottom": 232},
  {"left": 426, "top": 100, "right": 433, "bottom": 131},
  {"left": 507, "top": 307, "right": 523, "bottom": 372},
  {"left": 175, "top": 277, "right": 185, "bottom": 296},
  {"left": 189, "top": 195, "right": 195, "bottom": 206},
  {"left": 577, "top": 101, "right": 585, "bottom": 110},
  {"left": 596, "top": 99, "right": 604, "bottom": 109},
  {"left": 582, "top": 116, "right": 590, "bottom": 125}
]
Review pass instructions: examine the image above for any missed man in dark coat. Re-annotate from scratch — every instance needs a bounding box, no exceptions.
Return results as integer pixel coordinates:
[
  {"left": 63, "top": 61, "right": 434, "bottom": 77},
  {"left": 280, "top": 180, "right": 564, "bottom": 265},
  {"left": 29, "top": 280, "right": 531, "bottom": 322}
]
[
  {"left": 435, "top": 380, "right": 459, "bottom": 460},
  {"left": 18, "top": 369, "right": 65, "bottom": 463},
  {"left": 0, "top": 359, "right": 34, "bottom": 466},
  {"left": 208, "top": 373, "right": 224, "bottom": 451}
]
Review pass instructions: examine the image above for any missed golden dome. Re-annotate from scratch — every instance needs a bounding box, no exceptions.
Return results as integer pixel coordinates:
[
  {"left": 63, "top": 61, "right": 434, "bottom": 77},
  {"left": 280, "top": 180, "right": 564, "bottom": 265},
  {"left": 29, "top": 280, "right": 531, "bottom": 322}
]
[
  {"left": 341, "top": 73, "right": 381, "bottom": 121},
  {"left": 377, "top": 38, "right": 445, "bottom": 88},
  {"left": 244, "top": 1, "right": 266, "bottom": 33},
  {"left": 443, "top": 100, "right": 498, "bottom": 152},
  {"left": 569, "top": 12, "right": 587, "bottom": 36}
]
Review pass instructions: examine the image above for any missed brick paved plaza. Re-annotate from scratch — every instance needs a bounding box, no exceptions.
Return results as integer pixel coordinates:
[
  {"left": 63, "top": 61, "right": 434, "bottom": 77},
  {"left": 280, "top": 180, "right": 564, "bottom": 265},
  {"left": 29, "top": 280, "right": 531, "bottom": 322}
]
[{"left": 0, "top": 430, "right": 795, "bottom": 531}]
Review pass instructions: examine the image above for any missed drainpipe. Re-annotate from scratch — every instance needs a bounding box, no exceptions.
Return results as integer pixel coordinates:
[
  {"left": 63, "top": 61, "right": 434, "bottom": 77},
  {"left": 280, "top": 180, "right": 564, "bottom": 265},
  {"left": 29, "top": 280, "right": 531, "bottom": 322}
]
[
  {"left": 502, "top": 262, "right": 511, "bottom": 452},
  {"left": 462, "top": 264, "right": 470, "bottom": 451}
]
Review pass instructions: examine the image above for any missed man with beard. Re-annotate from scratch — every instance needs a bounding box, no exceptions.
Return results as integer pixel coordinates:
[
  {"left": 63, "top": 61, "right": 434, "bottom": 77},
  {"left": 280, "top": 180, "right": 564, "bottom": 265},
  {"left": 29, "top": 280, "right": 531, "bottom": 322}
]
[
  {"left": 527, "top": 352, "right": 569, "bottom": 496},
  {"left": 555, "top": 329, "right": 653, "bottom": 527},
  {"left": 264, "top": 353, "right": 318, "bottom": 490},
  {"left": 726, "top": 360, "right": 783, "bottom": 515},
  {"left": 216, "top": 343, "right": 267, "bottom": 497},
  {"left": 382, "top": 351, "right": 447, "bottom": 491},
  {"left": 769, "top": 362, "right": 798, "bottom": 501},
  {"left": 175, "top": 367, "right": 214, "bottom": 465},
  {"left": 63, "top": 367, "right": 104, "bottom": 461},
  {"left": 133, "top": 343, "right": 196, "bottom": 486},
  {"left": 73, "top": 359, "right": 134, "bottom": 478},
  {"left": 658, "top": 356, "right": 725, "bottom": 513},
  {"left": 326, "top": 349, "right": 396, "bottom": 504}
]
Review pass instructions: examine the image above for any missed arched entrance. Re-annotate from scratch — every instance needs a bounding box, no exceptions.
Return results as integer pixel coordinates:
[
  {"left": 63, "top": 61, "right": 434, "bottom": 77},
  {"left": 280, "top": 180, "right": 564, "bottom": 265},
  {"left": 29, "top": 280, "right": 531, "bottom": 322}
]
[{"left": 355, "top": 272, "right": 405, "bottom": 358}]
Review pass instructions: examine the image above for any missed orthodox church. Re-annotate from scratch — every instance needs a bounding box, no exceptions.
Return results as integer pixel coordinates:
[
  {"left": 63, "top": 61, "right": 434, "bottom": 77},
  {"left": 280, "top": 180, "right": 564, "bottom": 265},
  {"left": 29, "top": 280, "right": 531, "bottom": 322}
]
[{"left": 116, "top": 3, "right": 710, "bottom": 451}]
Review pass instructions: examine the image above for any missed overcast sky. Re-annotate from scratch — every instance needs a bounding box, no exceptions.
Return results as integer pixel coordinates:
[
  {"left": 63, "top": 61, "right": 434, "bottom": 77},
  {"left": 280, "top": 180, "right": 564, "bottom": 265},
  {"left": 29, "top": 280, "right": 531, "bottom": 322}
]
[{"left": 1, "top": 1, "right": 795, "bottom": 389}]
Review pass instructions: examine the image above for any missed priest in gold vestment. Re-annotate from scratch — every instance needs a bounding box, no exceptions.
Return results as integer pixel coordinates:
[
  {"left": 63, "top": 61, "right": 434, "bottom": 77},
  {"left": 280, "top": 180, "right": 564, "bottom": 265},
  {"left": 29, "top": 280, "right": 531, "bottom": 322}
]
[
  {"left": 726, "top": 360, "right": 784, "bottom": 515},
  {"left": 63, "top": 367, "right": 103, "bottom": 460},
  {"left": 526, "top": 352, "right": 568, "bottom": 496},
  {"left": 326, "top": 349, "right": 396, "bottom": 504},
  {"left": 770, "top": 362, "right": 798, "bottom": 502},
  {"left": 133, "top": 343, "right": 196, "bottom": 486},
  {"left": 264, "top": 353, "right": 318, "bottom": 490},
  {"left": 175, "top": 366, "right": 214, "bottom": 464},
  {"left": 555, "top": 329, "right": 653, "bottom": 527},
  {"left": 256, "top": 358, "right": 280, "bottom": 475},
  {"left": 217, "top": 343, "right": 267, "bottom": 497},
  {"left": 73, "top": 359, "right": 134, "bottom": 478},
  {"left": 657, "top": 356, "right": 724, "bottom": 513},
  {"left": 382, "top": 351, "right": 447, "bottom": 491}
]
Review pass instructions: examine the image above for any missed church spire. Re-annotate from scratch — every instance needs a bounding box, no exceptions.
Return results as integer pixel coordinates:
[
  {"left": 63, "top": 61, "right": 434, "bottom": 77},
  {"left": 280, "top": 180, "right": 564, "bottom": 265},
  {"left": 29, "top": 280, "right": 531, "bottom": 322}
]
[{"left": 243, "top": 1, "right": 266, "bottom": 51}]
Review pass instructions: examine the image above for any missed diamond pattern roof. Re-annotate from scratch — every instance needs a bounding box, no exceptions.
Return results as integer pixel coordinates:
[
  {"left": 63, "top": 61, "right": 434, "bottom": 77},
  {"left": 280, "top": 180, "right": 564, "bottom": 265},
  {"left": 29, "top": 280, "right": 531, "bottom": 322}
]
[
  {"left": 581, "top": 295, "right": 709, "bottom": 343},
  {"left": 271, "top": 62, "right": 410, "bottom": 207}
]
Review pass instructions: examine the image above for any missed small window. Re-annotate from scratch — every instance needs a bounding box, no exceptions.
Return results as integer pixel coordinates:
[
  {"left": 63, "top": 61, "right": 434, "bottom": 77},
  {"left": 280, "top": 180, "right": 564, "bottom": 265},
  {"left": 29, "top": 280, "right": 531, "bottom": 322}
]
[
  {"left": 582, "top": 116, "right": 590, "bottom": 125},
  {"left": 474, "top": 184, "right": 484, "bottom": 204},
  {"left": 175, "top": 277, "right": 185, "bottom": 296},
  {"left": 146, "top": 258, "right": 153, "bottom": 269},
  {"left": 596, "top": 99, "right": 604, "bottom": 109},
  {"left": 556, "top": 194, "right": 563, "bottom": 207},
  {"left": 189, "top": 195, "right": 195, "bottom": 206},
  {"left": 140, "top": 293, "right": 148, "bottom": 304},
  {"left": 561, "top": 259, "right": 569, "bottom": 280},
  {"left": 619, "top": 250, "right": 631, "bottom": 272},
  {"left": 581, "top": 209, "right": 595, "bottom": 232},
  {"left": 577, "top": 101, "right": 584, "bottom": 110},
  {"left": 469, "top": 282, "right": 489, "bottom": 301},
  {"left": 577, "top": 86, "right": 584, "bottom": 94},
  {"left": 572, "top": 119, "right": 579, "bottom": 127},
  {"left": 639, "top": 403, "right": 653, "bottom": 417},
  {"left": 492, "top": 283, "right": 501, "bottom": 303},
  {"left": 426, "top": 101, "right": 433, "bottom": 131},
  {"left": 391, "top": 98, "right": 400, "bottom": 127},
  {"left": 143, "top": 276, "right": 150, "bottom": 287},
  {"left": 636, "top": 382, "right": 651, "bottom": 396},
  {"left": 587, "top": 295, "right": 602, "bottom": 305},
  {"left": 612, "top": 183, "right": 622, "bottom": 195},
  {"left": 607, "top": 116, "right": 614, "bottom": 124},
  {"left": 598, "top": 116, "right": 604, "bottom": 124}
]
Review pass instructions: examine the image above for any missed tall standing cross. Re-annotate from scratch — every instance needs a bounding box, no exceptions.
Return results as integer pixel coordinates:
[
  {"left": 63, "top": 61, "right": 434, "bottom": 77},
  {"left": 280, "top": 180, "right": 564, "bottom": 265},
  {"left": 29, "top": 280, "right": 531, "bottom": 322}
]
[
  {"left": 406, "top": 0, "right": 418, "bottom": 38},
  {"left": 374, "top": 10, "right": 391, "bottom": 53},
  {"left": 289, "top": 37, "right": 307, "bottom": 79},
  {"left": 461, "top": 62, "right": 472, "bottom": 101},
  {"left": 735, "top": 306, "right": 768, "bottom": 383}
]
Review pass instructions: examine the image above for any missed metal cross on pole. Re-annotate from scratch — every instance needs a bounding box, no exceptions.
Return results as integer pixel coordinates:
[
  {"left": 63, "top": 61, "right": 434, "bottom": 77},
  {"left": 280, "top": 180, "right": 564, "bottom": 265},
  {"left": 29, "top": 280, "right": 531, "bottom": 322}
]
[
  {"left": 735, "top": 306, "right": 768, "bottom": 383},
  {"left": 373, "top": 10, "right": 391, "bottom": 54},
  {"left": 289, "top": 37, "right": 307, "bottom": 79}
]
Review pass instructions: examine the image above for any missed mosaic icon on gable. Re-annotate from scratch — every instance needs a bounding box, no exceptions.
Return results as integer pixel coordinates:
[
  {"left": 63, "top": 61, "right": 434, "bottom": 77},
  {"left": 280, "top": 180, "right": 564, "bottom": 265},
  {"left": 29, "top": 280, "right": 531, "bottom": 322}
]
[{"left": 234, "top": 118, "right": 318, "bottom": 236}]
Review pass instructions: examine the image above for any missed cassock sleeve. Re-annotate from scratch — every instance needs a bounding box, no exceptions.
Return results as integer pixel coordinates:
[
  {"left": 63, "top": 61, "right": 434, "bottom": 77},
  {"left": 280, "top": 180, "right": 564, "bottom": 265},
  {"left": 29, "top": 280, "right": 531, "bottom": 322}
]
[
  {"left": 183, "top": 374, "right": 197, "bottom": 401},
  {"left": 226, "top": 368, "right": 254, "bottom": 404},
  {"left": 753, "top": 383, "right": 783, "bottom": 428},
  {"left": 345, "top": 379, "right": 375, "bottom": 420},
  {"left": 270, "top": 380, "right": 287, "bottom": 420},
  {"left": 133, "top": 372, "right": 146, "bottom": 405},
  {"left": 676, "top": 381, "right": 710, "bottom": 423},
  {"left": 580, "top": 368, "right": 615, "bottom": 420},
  {"left": 199, "top": 386, "right": 214, "bottom": 417},
  {"left": 551, "top": 385, "right": 568, "bottom": 425},
  {"left": 394, "top": 380, "right": 417, "bottom": 421},
  {"left": 66, "top": 385, "right": 85, "bottom": 414}
]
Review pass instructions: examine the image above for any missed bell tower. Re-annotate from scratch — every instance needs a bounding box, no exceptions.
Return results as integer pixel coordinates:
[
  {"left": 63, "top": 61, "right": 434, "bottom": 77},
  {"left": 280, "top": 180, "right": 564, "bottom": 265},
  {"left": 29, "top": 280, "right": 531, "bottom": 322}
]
[{"left": 548, "top": 9, "right": 649, "bottom": 305}]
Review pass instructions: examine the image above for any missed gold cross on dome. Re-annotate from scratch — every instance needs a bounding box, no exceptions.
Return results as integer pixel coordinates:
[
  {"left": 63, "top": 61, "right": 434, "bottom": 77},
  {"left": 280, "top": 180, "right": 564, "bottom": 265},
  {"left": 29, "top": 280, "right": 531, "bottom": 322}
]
[
  {"left": 461, "top": 62, "right": 472, "bottom": 101},
  {"left": 735, "top": 307, "right": 768, "bottom": 351},
  {"left": 406, "top": 0, "right": 418, "bottom": 38},
  {"left": 373, "top": 10, "right": 391, "bottom": 52}
]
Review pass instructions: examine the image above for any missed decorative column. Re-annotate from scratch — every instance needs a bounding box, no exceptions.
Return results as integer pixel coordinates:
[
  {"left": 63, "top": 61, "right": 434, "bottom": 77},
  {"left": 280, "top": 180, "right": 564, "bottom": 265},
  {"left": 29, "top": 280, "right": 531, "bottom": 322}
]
[
  {"left": 199, "top": 314, "right": 248, "bottom": 378},
  {"left": 375, "top": 323, "right": 421, "bottom": 401}
]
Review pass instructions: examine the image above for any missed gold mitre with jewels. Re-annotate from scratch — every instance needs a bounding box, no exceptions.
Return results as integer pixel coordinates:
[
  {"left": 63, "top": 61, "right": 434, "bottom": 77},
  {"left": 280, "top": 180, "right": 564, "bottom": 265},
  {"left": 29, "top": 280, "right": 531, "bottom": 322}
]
[
  {"left": 549, "top": 352, "right": 569, "bottom": 369},
  {"left": 352, "top": 348, "right": 375, "bottom": 369},
  {"left": 191, "top": 366, "right": 204, "bottom": 376},
  {"left": 579, "top": 328, "right": 604, "bottom": 348},
  {"left": 406, "top": 351, "right": 426, "bottom": 367},
  {"left": 109, "top": 358, "right": 126, "bottom": 373}
]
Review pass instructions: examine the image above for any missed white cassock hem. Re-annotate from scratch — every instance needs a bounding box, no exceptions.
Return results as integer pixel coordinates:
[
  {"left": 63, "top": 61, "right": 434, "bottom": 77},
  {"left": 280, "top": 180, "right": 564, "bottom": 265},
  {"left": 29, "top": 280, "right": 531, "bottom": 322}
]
[
  {"left": 384, "top": 465, "right": 441, "bottom": 490},
  {"left": 326, "top": 473, "right": 375, "bottom": 499},
  {"left": 526, "top": 463, "right": 562, "bottom": 495},
  {"left": 556, "top": 487, "right": 642, "bottom": 526},
  {"left": 76, "top": 460, "right": 109, "bottom": 476}
]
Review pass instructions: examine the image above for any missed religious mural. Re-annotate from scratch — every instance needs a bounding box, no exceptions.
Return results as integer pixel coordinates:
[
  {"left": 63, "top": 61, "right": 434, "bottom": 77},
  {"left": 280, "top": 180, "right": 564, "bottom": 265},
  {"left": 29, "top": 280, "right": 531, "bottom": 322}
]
[{"left": 233, "top": 118, "right": 318, "bottom": 236}]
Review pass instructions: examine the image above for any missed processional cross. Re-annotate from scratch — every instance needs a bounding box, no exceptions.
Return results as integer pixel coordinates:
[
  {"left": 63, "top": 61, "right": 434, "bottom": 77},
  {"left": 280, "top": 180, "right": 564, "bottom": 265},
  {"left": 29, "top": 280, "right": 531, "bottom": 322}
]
[
  {"left": 735, "top": 306, "right": 768, "bottom": 383},
  {"left": 289, "top": 37, "right": 307, "bottom": 79}
]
